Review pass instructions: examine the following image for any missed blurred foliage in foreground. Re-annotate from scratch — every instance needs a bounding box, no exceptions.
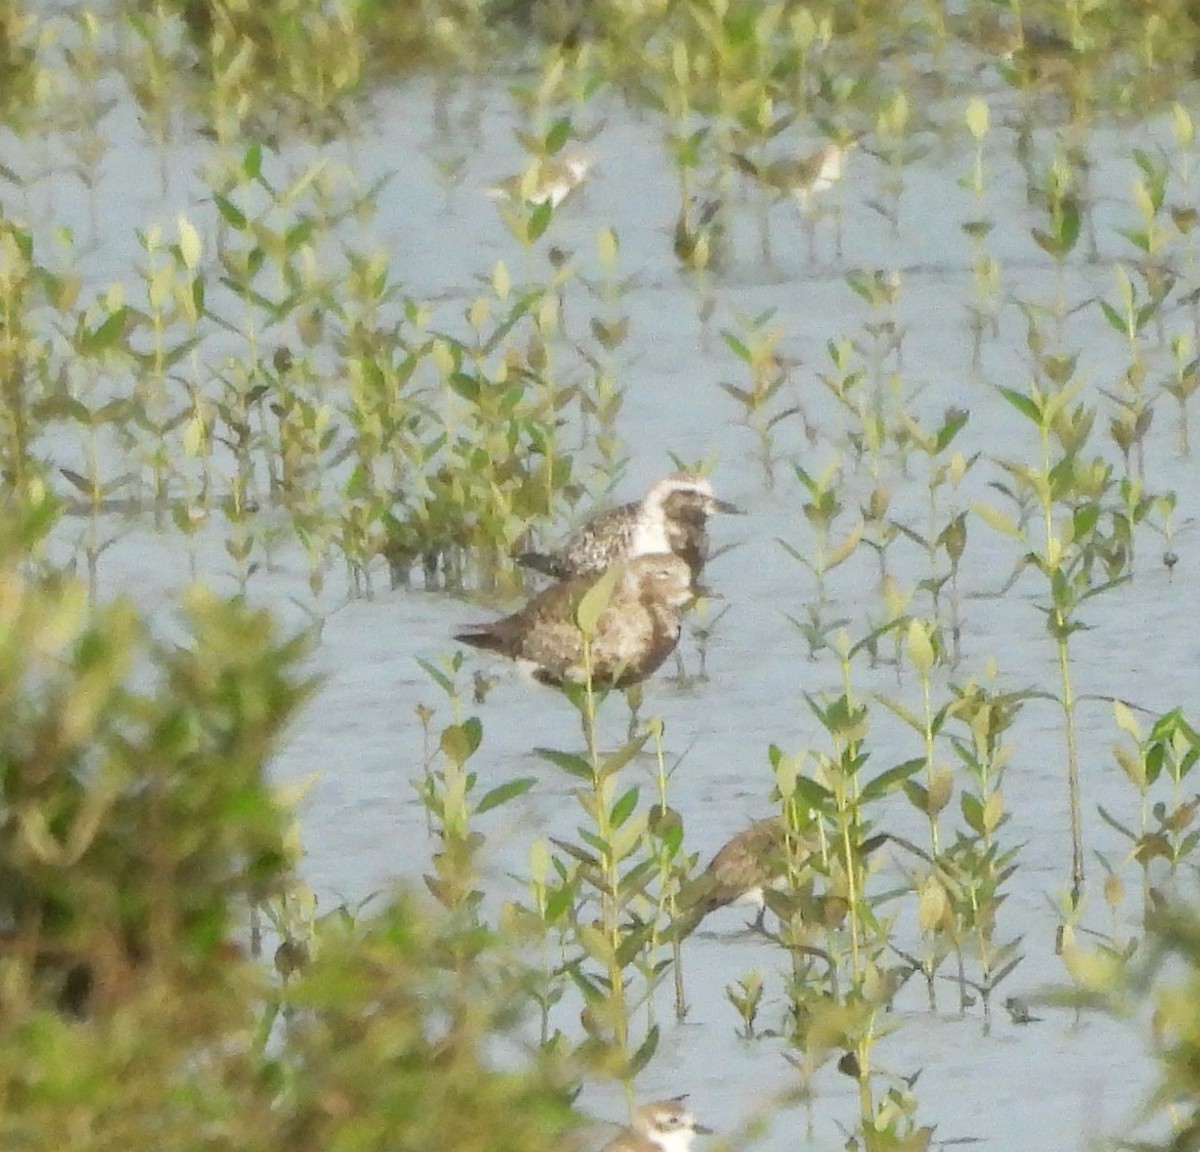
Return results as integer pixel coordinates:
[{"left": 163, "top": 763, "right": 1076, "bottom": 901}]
[{"left": 0, "top": 498, "right": 577, "bottom": 1151}]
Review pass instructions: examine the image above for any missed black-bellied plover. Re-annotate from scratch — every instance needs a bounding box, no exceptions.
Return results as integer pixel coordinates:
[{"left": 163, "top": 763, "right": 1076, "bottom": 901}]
[
  {"left": 454, "top": 553, "right": 694, "bottom": 690},
  {"left": 678, "top": 819, "right": 886, "bottom": 936},
  {"left": 516, "top": 473, "right": 740, "bottom": 584},
  {"left": 602, "top": 1098, "right": 712, "bottom": 1152}
]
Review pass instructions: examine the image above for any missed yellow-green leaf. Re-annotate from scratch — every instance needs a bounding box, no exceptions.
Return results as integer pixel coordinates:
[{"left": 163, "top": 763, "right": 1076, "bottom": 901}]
[{"left": 576, "top": 564, "right": 620, "bottom": 636}]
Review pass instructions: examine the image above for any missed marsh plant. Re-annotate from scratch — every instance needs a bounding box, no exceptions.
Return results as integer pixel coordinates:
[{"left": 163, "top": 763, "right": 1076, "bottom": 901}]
[
  {"left": 780, "top": 457, "right": 859, "bottom": 637},
  {"left": 768, "top": 643, "right": 930, "bottom": 1152},
  {"left": 0, "top": 494, "right": 598, "bottom": 1151},
  {"left": 1105, "top": 704, "right": 1200, "bottom": 916},
  {"left": 977, "top": 367, "right": 1134, "bottom": 906},
  {"left": 887, "top": 408, "right": 975, "bottom": 666},
  {"left": 719, "top": 307, "right": 803, "bottom": 487},
  {"left": 960, "top": 95, "right": 1001, "bottom": 369}
]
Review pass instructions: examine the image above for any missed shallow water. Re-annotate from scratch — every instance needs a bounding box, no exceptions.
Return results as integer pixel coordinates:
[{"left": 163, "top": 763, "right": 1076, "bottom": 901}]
[{"left": 16, "top": 40, "right": 1200, "bottom": 1152}]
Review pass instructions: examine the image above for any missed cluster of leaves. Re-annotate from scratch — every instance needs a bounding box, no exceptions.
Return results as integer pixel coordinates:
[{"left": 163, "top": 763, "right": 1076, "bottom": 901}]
[{"left": 0, "top": 500, "right": 581, "bottom": 1151}]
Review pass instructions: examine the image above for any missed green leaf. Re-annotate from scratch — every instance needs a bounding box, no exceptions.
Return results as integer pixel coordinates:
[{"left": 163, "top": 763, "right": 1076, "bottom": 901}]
[
  {"left": 596, "top": 731, "right": 651, "bottom": 782},
  {"left": 628, "top": 1025, "right": 661, "bottom": 1076},
  {"left": 552, "top": 836, "right": 599, "bottom": 867},
  {"left": 971, "top": 501, "right": 1022, "bottom": 540},
  {"left": 476, "top": 776, "right": 537, "bottom": 815},
  {"left": 610, "top": 785, "right": 640, "bottom": 829},
  {"left": 1031, "top": 227, "right": 1058, "bottom": 256},
  {"left": 1096, "top": 803, "right": 1136, "bottom": 843},
  {"left": 59, "top": 467, "right": 93, "bottom": 496},
  {"left": 934, "top": 407, "right": 969, "bottom": 452},
  {"left": 545, "top": 117, "right": 572, "bottom": 155},
  {"left": 961, "top": 792, "right": 984, "bottom": 835},
  {"left": 965, "top": 95, "right": 989, "bottom": 139},
  {"left": 83, "top": 307, "right": 129, "bottom": 353},
  {"left": 790, "top": 773, "right": 833, "bottom": 811},
  {"left": 576, "top": 563, "right": 620, "bottom": 636},
  {"left": 544, "top": 882, "right": 577, "bottom": 922},
  {"left": 1099, "top": 300, "right": 1127, "bottom": 335},
  {"left": 1060, "top": 196, "right": 1081, "bottom": 253},
  {"left": 862, "top": 758, "right": 924, "bottom": 802},
  {"left": 440, "top": 721, "right": 480, "bottom": 766},
  {"left": 214, "top": 194, "right": 247, "bottom": 229},
  {"left": 535, "top": 748, "right": 593, "bottom": 780},
  {"left": 721, "top": 332, "right": 751, "bottom": 363},
  {"left": 611, "top": 813, "right": 649, "bottom": 863},
  {"left": 243, "top": 143, "right": 263, "bottom": 179},
  {"left": 997, "top": 387, "right": 1042, "bottom": 424},
  {"left": 528, "top": 200, "right": 554, "bottom": 242},
  {"left": 576, "top": 923, "right": 616, "bottom": 967}
]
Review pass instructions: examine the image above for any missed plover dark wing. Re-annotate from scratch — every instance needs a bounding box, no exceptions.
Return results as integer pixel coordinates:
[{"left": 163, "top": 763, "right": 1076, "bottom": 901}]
[
  {"left": 517, "top": 473, "right": 740, "bottom": 582},
  {"left": 455, "top": 553, "right": 694, "bottom": 689},
  {"left": 602, "top": 1097, "right": 712, "bottom": 1152},
  {"left": 516, "top": 501, "right": 641, "bottom": 580}
]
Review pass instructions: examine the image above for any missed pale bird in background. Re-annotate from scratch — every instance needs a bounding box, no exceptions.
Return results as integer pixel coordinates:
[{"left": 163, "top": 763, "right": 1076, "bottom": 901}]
[
  {"left": 733, "top": 133, "right": 862, "bottom": 260},
  {"left": 486, "top": 146, "right": 594, "bottom": 209}
]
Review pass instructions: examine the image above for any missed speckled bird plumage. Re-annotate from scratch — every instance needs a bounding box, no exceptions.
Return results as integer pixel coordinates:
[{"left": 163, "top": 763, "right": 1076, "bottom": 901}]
[
  {"left": 455, "top": 553, "right": 694, "bottom": 689},
  {"left": 517, "top": 473, "right": 739, "bottom": 583}
]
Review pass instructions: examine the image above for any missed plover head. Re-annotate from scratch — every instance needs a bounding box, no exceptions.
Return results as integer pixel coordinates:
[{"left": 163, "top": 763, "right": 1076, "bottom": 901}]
[
  {"left": 633, "top": 474, "right": 740, "bottom": 549},
  {"left": 630, "top": 1097, "right": 711, "bottom": 1152}
]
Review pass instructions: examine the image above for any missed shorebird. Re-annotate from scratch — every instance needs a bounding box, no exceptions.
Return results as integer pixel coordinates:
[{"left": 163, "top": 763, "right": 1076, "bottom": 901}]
[
  {"left": 486, "top": 146, "right": 593, "bottom": 209},
  {"left": 678, "top": 818, "right": 805, "bottom": 936},
  {"left": 516, "top": 473, "right": 740, "bottom": 585},
  {"left": 733, "top": 134, "right": 861, "bottom": 259},
  {"left": 602, "top": 1097, "right": 712, "bottom": 1152},
  {"left": 677, "top": 819, "right": 887, "bottom": 937},
  {"left": 454, "top": 552, "right": 694, "bottom": 690}
]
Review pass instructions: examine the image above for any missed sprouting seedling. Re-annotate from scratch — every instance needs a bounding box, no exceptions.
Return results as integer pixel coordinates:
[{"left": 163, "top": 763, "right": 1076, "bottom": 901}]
[
  {"left": 726, "top": 970, "right": 765, "bottom": 1039},
  {"left": 975, "top": 375, "right": 1131, "bottom": 909},
  {"left": 961, "top": 96, "right": 1001, "bottom": 369},
  {"left": 1163, "top": 334, "right": 1198, "bottom": 456},
  {"left": 538, "top": 722, "right": 666, "bottom": 1076},
  {"left": 888, "top": 407, "right": 974, "bottom": 661},
  {"left": 415, "top": 653, "right": 536, "bottom": 911},
  {"left": 1030, "top": 150, "right": 1083, "bottom": 331},
  {"left": 779, "top": 460, "right": 860, "bottom": 609},
  {"left": 719, "top": 308, "right": 804, "bottom": 487},
  {"left": 1108, "top": 703, "right": 1200, "bottom": 908}
]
